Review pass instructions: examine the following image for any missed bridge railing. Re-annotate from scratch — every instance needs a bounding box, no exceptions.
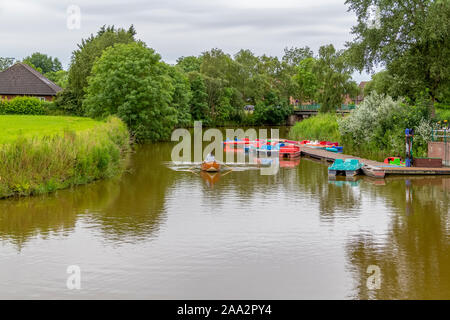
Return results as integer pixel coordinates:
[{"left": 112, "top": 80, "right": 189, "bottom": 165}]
[{"left": 293, "top": 104, "right": 356, "bottom": 112}]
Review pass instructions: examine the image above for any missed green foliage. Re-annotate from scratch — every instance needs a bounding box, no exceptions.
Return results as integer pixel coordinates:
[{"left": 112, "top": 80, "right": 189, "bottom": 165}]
[
  {"left": 83, "top": 42, "right": 177, "bottom": 142},
  {"left": 0, "top": 57, "right": 15, "bottom": 71},
  {"left": 45, "top": 70, "right": 68, "bottom": 88},
  {"left": 293, "top": 57, "right": 319, "bottom": 104},
  {"left": 253, "top": 91, "right": 293, "bottom": 125},
  {"left": 345, "top": 0, "right": 450, "bottom": 107},
  {"left": 339, "top": 93, "right": 431, "bottom": 160},
  {"left": 54, "top": 88, "right": 81, "bottom": 115},
  {"left": 187, "top": 72, "right": 210, "bottom": 122},
  {"left": 67, "top": 25, "right": 137, "bottom": 113},
  {"left": 291, "top": 93, "right": 432, "bottom": 160},
  {"left": 436, "top": 103, "right": 450, "bottom": 121},
  {"left": 22, "top": 60, "right": 43, "bottom": 73},
  {"left": 23, "top": 52, "right": 62, "bottom": 74},
  {"left": 0, "top": 97, "right": 47, "bottom": 115},
  {"left": 215, "top": 87, "right": 235, "bottom": 123},
  {"left": 176, "top": 56, "right": 202, "bottom": 73},
  {"left": 315, "top": 44, "right": 357, "bottom": 112},
  {"left": 289, "top": 113, "right": 341, "bottom": 142},
  {"left": 0, "top": 116, "right": 130, "bottom": 198},
  {"left": 364, "top": 70, "right": 395, "bottom": 97},
  {"left": 282, "top": 46, "right": 314, "bottom": 67},
  {"left": 169, "top": 66, "right": 192, "bottom": 127}
]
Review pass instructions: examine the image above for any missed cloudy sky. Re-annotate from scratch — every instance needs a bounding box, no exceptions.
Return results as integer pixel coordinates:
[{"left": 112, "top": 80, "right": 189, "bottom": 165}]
[{"left": 0, "top": 0, "right": 370, "bottom": 81}]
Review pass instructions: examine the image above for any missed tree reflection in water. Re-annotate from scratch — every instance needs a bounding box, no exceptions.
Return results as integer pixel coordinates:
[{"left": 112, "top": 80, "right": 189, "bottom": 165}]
[
  {"left": 0, "top": 143, "right": 176, "bottom": 249},
  {"left": 346, "top": 177, "right": 450, "bottom": 299}
]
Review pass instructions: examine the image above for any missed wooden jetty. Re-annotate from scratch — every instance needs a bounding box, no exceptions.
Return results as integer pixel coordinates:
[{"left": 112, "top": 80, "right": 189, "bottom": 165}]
[{"left": 300, "top": 146, "right": 450, "bottom": 179}]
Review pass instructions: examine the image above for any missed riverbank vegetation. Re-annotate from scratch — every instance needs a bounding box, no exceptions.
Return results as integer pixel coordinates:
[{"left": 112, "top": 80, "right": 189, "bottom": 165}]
[
  {"left": 49, "top": 26, "right": 358, "bottom": 140},
  {"left": 291, "top": 93, "right": 432, "bottom": 161},
  {"left": 290, "top": 113, "right": 341, "bottom": 142},
  {"left": 1, "top": 0, "right": 448, "bottom": 147},
  {"left": 290, "top": 0, "right": 449, "bottom": 160},
  {"left": 0, "top": 116, "right": 130, "bottom": 198}
]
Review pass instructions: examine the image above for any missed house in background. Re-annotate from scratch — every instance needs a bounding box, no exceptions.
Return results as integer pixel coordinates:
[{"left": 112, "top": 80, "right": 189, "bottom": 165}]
[
  {"left": 0, "top": 63, "right": 62, "bottom": 101},
  {"left": 289, "top": 81, "right": 369, "bottom": 107},
  {"left": 353, "top": 81, "right": 368, "bottom": 105}
]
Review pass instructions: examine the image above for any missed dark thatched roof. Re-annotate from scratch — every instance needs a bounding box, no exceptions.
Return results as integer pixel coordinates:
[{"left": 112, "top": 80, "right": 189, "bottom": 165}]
[{"left": 0, "top": 63, "right": 62, "bottom": 96}]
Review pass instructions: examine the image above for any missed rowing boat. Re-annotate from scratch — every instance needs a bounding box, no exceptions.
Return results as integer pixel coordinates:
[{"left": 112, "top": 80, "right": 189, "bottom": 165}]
[{"left": 201, "top": 161, "right": 221, "bottom": 172}]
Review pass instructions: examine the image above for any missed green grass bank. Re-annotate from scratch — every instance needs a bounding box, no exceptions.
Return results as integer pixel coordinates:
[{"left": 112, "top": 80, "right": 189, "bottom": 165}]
[{"left": 0, "top": 115, "right": 130, "bottom": 198}]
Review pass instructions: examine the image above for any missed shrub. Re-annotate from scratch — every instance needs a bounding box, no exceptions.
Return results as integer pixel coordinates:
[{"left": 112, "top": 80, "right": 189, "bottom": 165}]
[
  {"left": 0, "top": 96, "right": 47, "bottom": 115},
  {"left": 338, "top": 93, "right": 431, "bottom": 160}
]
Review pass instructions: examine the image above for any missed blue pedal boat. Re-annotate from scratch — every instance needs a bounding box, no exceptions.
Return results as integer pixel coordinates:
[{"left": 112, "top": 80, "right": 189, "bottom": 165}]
[{"left": 328, "top": 159, "right": 364, "bottom": 177}]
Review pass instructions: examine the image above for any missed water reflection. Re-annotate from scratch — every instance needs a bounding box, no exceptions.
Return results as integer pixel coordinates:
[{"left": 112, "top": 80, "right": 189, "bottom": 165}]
[
  {"left": 1, "top": 138, "right": 450, "bottom": 299},
  {"left": 0, "top": 144, "right": 176, "bottom": 248},
  {"left": 346, "top": 177, "right": 450, "bottom": 299},
  {"left": 200, "top": 171, "right": 222, "bottom": 188}
]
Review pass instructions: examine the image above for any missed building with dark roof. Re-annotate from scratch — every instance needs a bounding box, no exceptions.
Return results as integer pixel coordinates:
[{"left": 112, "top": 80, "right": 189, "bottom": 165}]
[
  {"left": 354, "top": 81, "right": 368, "bottom": 105},
  {"left": 0, "top": 63, "right": 62, "bottom": 101}
]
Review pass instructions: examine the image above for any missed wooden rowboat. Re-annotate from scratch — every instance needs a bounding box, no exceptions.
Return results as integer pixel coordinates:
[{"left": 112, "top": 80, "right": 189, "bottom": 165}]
[{"left": 201, "top": 161, "right": 221, "bottom": 172}]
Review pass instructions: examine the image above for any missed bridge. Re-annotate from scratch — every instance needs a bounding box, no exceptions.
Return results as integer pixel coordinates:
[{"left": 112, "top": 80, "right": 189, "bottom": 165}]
[{"left": 288, "top": 104, "right": 355, "bottom": 124}]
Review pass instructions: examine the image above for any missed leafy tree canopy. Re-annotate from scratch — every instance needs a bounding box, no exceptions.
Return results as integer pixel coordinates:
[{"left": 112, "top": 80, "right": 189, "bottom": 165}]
[
  {"left": 293, "top": 57, "right": 319, "bottom": 105},
  {"left": 23, "top": 52, "right": 62, "bottom": 74},
  {"left": 83, "top": 42, "right": 177, "bottom": 142},
  {"left": 345, "top": 0, "right": 450, "bottom": 107},
  {"left": 176, "top": 56, "right": 202, "bottom": 73},
  {"left": 315, "top": 44, "right": 358, "bottom": 112},
  {"left": 68, "top": 25, "right": 137, "bottom": 105}
]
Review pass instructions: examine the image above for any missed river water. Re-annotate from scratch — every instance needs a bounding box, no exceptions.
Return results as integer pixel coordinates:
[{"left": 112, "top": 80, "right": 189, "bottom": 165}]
[{"left": 1, "top": 135, "right": 450, "bottom": 299}]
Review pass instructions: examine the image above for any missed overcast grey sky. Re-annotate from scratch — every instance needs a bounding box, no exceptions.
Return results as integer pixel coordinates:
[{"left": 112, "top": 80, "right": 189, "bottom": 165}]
[{"left": 0, "top": 0, "right": 371, "bottom": 82}]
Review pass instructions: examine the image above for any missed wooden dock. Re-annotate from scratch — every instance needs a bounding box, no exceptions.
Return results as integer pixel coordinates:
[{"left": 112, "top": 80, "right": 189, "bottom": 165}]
[{"left": 300, "top": 146, "right": 450, "bottom": 178}]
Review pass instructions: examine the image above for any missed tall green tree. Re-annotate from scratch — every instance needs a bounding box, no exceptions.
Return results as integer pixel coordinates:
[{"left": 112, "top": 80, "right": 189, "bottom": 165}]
[
  {"left": 282, "top": 46, "right": 314, "bottom": 68},
  {"left": 176, "top": 56, "right": 202, "bottom": 73},
  {"left": 168, "top": 66, "right": 192, "bottom": 127},
  {"left": 364, "top": 70, "right": 395, "bottom": 97},
  {"left": 345, "top": 0, "right": 450, "bottom": 113},
  {"left": 293, "top": 57, "right": 319, "bottom": 105},
  {"left": 83, "top": 42, "right": 176, "bottom": 142},
  {"left": 315, "top": 45, "right": 357, "bottom": 112},
  {"left": 45, "top": 70, "right": 69, "bottom": 88},
  {"left": 200, "top": 49, "right": 235, "bottom": 113},
  {"left": 187, "top": 72, "right": 210, "bottom": 121},
  {"left": 23, "top": 52, "right": 62, "bottom": 74},
  {"left": 67, "top": 25, "right": 137, "bottom": 112},
  {"left": 234, "top": 49, "right": 261, "bottom": 102}
]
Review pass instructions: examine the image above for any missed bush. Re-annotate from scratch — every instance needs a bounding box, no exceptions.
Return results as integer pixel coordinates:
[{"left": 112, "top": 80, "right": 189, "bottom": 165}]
[
  {"left": 339, "top": 93, "right": 431, "bottom": 160},
  {"left": 0, "top": 116, "right": 130, "bottom": 198},
  {"left": 289, "top": 113, "right": 341, "bottom": 142},
  {"left": 436, "top": 103, "right": 450, "bottom": 121},
  {"left": 290, "top": 93, "right": 432, "bottom": 161},
  {"left": 0, "top": 96, "right": 47, "bottom": 115},
  {"left": 253, "top": 91, "right": 293, "bottom": 125}
]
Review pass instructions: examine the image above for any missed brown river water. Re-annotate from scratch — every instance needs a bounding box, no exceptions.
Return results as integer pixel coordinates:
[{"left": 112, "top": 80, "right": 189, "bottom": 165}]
[{"left": 1, "top": 131, "right": 450, "bottom": 299}]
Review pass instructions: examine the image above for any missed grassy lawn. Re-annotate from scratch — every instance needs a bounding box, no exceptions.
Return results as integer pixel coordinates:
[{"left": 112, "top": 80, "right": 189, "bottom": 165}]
[
  {"left": 0, "top": 116, "right": 130, "bottom": 198},
  {"left": 0, "top": 115, "right": 101, "bottom": 144}
]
